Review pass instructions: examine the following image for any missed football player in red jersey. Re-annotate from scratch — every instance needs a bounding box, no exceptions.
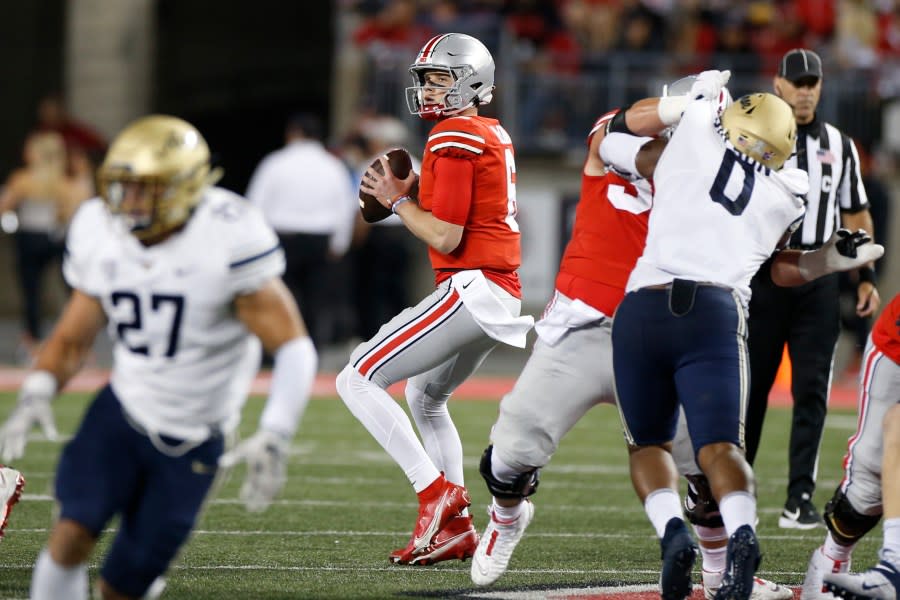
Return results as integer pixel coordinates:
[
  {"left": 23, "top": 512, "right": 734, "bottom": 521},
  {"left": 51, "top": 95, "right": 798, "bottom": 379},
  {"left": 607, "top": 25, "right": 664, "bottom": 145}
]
[
  {"left": 467, "top": 77, "right": 689, "bottom": 586},
  {"left": 805, "top": 292, "right": 900, "bottom": 599},
  {"left": 470, "top": 75, "right": 794, "bottom": 600},
  {"left": 336, "top": 33, "right": 533, "bottom": 566}
]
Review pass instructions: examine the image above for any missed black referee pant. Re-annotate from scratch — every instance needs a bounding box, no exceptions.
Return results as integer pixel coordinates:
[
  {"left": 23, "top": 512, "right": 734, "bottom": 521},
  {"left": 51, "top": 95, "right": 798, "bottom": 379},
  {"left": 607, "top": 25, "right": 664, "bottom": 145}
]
[
  {"left": 277, "top": 231, "right": 332, "bottom": 349},
  {"left": 744, "top": 259, "right": 841, "bottom": 502}
]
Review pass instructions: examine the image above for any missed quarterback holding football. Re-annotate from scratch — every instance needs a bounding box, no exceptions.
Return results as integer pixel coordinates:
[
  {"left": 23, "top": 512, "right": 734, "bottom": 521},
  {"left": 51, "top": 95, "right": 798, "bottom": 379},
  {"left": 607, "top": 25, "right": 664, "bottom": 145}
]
[{"left": 337, "top": 32, "right": 533, "bottom": 566}]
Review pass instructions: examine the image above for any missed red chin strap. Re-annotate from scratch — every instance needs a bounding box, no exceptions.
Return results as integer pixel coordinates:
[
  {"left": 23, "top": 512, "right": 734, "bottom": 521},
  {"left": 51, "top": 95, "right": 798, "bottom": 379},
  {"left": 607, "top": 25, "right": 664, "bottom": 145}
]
[{"left": 419, "top": 103, "right": 444, "bottom": 121}]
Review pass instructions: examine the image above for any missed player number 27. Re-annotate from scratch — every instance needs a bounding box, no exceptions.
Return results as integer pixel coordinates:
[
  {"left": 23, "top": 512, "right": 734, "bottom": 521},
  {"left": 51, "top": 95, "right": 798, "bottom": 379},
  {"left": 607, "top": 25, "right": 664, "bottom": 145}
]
[
  {"left": 708, "top": 151, "right": 756, "bottom": 216},
  {"left": 111, "top": 291, "right": 185, "bottom": 358}
]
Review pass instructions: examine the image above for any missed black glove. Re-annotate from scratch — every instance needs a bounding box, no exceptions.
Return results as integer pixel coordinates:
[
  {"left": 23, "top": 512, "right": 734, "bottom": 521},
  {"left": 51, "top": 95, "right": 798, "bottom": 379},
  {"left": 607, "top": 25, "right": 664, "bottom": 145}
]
[{"left": 834, "top": 228, "right": 872, "bottom": 259}]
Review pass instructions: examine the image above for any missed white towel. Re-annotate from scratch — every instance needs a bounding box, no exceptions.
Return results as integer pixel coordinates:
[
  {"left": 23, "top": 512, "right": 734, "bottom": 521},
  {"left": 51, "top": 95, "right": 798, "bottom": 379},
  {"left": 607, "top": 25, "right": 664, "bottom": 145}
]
[
  {"left": 534, "top": 291, "right": 608, "bottom": 346},
  {"left": 450, "top": 270, "right": 534, "bottom": 348}
]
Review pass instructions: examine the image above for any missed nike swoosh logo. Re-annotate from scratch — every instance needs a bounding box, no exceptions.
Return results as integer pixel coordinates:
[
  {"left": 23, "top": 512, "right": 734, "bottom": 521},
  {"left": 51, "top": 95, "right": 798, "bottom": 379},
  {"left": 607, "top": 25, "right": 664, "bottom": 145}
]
[
  {"left": 413, "top": 490, "right": 452, "bottom": 550},
  {"left": 862, "top": 580, "right": 889, "bottom": 591},
  {"left": 783, "top": 508, "right": 800, "bottom": 520},
  {"left": 462, "top": 279, "right": 475, "bottom": 289}
]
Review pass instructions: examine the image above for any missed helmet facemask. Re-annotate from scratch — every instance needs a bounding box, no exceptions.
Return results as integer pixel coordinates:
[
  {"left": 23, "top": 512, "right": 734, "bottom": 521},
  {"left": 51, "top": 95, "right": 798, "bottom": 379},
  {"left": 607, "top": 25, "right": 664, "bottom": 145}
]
[
  {"left": 405, "top": 33, "right": 495, "bottom": 120},
  {"left": 406, "top": 67, "right": 476, "bottom": 120},
  {"left": 98, "top": 115, "right": 222, "bottom": 244}
]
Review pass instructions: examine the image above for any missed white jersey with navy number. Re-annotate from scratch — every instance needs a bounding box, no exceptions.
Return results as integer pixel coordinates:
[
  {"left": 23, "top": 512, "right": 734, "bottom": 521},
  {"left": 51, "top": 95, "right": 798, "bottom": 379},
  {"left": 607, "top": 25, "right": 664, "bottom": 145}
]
[
  {"left": 626, "top": 99, "right": 808, "bottom": 306},
  {"left": 63, "top": 188, "right": 285, "bottom": 441}
]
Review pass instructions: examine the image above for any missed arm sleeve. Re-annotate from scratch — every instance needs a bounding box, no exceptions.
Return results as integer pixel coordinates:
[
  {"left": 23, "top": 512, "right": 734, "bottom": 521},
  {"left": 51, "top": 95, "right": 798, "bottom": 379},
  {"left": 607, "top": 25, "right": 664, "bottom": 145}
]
[
  {"left": 431, "top": 156, "right": 474, "bottom": 226},
  {"left": 599, "top": 132, "right": 654, "bottom": 179},
  {"left": 259, "top": 336, "right": 317, "bottom": 437}
]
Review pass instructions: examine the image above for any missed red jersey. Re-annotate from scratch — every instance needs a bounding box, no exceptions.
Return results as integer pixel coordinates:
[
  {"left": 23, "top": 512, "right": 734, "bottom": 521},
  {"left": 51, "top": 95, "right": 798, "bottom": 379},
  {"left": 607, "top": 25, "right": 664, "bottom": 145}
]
[
  {"left": 555, "top": 112, "right": 653, "bottom": 316},
  {"left": 872, "top": 293, "right": 900, "bottom": 364},
  {"left": 419, "top": 115, "right": 521, "bottom": 297}
]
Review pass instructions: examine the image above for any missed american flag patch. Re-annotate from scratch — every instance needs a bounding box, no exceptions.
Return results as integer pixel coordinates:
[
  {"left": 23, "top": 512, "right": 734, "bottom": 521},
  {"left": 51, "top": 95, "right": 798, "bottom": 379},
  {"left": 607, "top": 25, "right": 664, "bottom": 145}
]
[{"left": 816, "top": 148, "right": 836, "bottom": 164}]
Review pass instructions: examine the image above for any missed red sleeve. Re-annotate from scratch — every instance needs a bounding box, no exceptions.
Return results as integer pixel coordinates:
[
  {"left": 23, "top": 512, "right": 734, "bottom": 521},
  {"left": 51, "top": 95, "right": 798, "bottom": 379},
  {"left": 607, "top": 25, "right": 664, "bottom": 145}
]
[{"left": 431, "top": 156, "right": 473, "bottom": 226}]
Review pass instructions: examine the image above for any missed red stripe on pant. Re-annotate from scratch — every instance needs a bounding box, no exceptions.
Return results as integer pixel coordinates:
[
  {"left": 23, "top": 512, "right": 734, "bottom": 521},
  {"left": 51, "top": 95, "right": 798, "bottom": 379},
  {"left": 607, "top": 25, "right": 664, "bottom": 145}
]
[
  {"left": 358, "top": 289, "right": 460, "bottom": 378},
  {"left": 840, "top": 346, "right": 882, "bottom": 484}
]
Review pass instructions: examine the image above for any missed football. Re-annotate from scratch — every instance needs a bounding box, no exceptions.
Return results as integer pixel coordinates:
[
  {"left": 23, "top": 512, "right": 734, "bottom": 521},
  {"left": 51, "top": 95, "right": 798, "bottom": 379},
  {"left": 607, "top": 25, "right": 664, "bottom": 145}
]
[{"left": 358, "top": 147, "right": 416, "bottom": 223}]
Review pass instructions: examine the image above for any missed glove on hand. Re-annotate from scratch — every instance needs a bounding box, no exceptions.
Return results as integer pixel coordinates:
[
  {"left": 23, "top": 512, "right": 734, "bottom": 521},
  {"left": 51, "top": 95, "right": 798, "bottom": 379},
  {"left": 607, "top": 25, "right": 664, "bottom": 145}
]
[
  {"left": 798, "top": 228, "right": 884, "bottom": 281},
  {"left": 219, "top": 428, "right": 289, "bottom": 513},
  {"left": 0, "top": 371, "right": 58, "bottom": 462},
  {"left": 689, "top": 70, "right": 732, "bottom": 100}
]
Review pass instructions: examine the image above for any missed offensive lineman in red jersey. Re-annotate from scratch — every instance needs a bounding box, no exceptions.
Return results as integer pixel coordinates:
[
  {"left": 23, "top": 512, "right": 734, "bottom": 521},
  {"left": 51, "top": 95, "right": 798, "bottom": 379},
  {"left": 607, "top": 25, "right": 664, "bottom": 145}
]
[
  {"left": 470, "top": 74, "right": 793, "bottom": 600},
  {"left": 467, "top": 86, "right": 676, "bottom": 588},
  {"left": 336, "top": 33, "right": 533, "bottom": 566}
]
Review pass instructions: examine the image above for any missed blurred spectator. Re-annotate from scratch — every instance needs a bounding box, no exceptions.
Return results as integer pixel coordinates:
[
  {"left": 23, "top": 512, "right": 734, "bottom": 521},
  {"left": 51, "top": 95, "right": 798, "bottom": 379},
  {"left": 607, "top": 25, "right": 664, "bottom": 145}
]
[
  {"left": 421, "top": 0, "right": 501, "bottom": 51},
  {"left": 835, "top": 0, "right": 879, "bottom": 69},
  {"left": 877, "top": 1, "right": 900, "bottom": 57},
  {"left": 509, "top": 1, "right": 583, "bottom": 152},
  {"left": 749, "top": 1, "right": 811, "bottom": 74},
  {"left": 33, "top": 93, "right": 107, "bottom": 162},
  {"left": 353, "top": 0, "right": 432, "bottom": 51},
  {"left": 58, "top": 145, "right": 96, "bottom": 227},
  {"left": 246, "top": 113, "right": 358, "bottom": 349},
  {"left": 615, "top": 3, "right": 666, "bottom": 52},
  {"left": 710, "top": 10, "right": 761, "bottom": 97},
  {"left": 351, "top": 115, "right": 420, "bottom": 340},
  {"left": 0, "top": 133, "right": 84, "bottom": 361}
]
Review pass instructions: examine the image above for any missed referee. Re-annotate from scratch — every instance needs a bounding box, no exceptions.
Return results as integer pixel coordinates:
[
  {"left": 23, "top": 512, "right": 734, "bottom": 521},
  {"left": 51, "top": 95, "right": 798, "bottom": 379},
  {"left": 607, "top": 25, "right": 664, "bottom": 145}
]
[{"left": 744, "top": 48, "right": 881, "bottom": 529}]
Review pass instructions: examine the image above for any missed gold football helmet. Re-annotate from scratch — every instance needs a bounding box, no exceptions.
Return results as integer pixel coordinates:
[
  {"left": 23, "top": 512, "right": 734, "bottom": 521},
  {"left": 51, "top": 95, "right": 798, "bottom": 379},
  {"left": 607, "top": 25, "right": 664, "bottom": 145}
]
[
  {"left": 98, "top": 115, "right": 222, "bottom": 243},
  {"left": 720, "top": 93, "right": 796, "bottom": 170}
]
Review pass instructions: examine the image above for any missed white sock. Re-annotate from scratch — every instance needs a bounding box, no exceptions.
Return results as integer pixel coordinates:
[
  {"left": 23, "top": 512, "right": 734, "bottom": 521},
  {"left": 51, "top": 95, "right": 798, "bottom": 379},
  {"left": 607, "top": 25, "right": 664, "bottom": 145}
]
[
  {"left": 694, "top": 524, "right": 728, "bottom": 574},
  {"left": 336, "top": 366, "right": 440, "bottom": 492},
  {"left": 702, "top": 567, "right": 725, "bottom": 590},
  {"left": 882, "top": 518, "right": 900, "bottom": 563},
  {"left": 492, "top": 499, "right": 524, "bottom": 523},
  {"left": 823, "top": 531, "right": 855, "bottom": 562},
  {"left": 644, "top": 489, "right": 683, "bottom": 538},
  {"left": 31, "top": 548, "right": 88, "bottom": 600},
  {"left": 719, "top": 492, "right": 756, "bottom": 535},
  {"left": 405, "top": 381, "right": 464, "bottom": 488}
]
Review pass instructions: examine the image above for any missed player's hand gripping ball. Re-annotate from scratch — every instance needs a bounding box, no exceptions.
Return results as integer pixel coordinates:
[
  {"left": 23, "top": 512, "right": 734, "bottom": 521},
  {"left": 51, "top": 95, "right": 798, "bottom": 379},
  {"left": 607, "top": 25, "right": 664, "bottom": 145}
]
[{"left": 358, "top": 148, "right": 417, "bottom": 223}]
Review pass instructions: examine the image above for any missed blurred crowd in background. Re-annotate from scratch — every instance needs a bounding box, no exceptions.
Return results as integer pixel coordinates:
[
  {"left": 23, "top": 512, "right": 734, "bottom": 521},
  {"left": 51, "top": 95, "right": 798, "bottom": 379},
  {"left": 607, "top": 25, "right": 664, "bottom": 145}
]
[
  {"left": 339, "top": 0, "right": 900, "bottom": 157},
  {"left": 0, "top": 0, "right": 896, "bottom": 370}
]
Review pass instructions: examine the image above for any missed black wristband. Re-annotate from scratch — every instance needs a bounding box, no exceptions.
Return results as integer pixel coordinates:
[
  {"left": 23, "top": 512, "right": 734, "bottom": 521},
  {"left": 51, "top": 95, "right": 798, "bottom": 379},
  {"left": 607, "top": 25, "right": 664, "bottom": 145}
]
[
  {"left": 606, "top": 105, "right": 635, "bottom": 136},
  {"left": 858, "top": 266, "right": 877, "bottom": 285}
]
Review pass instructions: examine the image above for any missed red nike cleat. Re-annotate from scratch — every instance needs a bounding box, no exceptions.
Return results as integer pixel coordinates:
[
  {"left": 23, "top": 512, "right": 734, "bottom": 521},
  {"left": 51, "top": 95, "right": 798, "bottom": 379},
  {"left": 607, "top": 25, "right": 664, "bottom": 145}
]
[
  {"left": 0, "top": 466, "right": 25, "bottom": 541},
  {"left": 390, "top": 514, "right": 478, "bottom": 565},
  {"left": 388, "top": 474, "right": 470, "bottom": 562}
]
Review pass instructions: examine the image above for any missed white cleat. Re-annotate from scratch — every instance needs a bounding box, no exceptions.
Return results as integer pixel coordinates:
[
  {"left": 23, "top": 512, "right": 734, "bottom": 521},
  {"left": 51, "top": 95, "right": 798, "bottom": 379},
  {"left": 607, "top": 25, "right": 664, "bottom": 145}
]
[
  {"left": 704, "top": 568, "right": 793, "bottom": 599},
  {"left": 470, "top": 500, "right": 534, "bottom": 586},
  {"left": 803, "top": 545, "right": 850, "bottom": 599},
  {"left": 0, "top": 466, "right": 25, "bottom": 540},
  {"left": 825, "top": 561, "right": 900, "bottom": 600}
]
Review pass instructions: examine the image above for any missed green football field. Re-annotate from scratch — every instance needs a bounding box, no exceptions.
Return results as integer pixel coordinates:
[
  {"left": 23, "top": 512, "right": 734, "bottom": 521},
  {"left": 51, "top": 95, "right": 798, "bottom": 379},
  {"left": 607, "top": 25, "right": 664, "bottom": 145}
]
[{"left": 0, "top": 390, "right": 880, "bottom": 599}]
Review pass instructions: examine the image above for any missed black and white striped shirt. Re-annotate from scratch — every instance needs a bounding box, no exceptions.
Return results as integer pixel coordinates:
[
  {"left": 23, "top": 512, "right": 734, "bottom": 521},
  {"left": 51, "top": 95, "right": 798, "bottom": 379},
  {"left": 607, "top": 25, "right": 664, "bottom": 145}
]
[{"left": 785, "top": 116, "right": 869, "bottom": 249}]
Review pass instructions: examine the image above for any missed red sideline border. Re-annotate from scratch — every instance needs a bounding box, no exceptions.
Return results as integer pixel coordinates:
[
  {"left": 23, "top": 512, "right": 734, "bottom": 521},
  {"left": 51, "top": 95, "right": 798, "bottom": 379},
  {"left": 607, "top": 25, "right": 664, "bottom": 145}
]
[{"left": 0, "top": 367, "right": 860, "bottom": 409}]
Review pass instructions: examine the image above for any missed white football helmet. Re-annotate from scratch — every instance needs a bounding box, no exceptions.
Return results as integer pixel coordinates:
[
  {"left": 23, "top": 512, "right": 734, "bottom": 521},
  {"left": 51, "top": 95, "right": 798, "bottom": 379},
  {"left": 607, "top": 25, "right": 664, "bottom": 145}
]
[{"left": 405, "top": 33, "right": 495, "bottom": 120}]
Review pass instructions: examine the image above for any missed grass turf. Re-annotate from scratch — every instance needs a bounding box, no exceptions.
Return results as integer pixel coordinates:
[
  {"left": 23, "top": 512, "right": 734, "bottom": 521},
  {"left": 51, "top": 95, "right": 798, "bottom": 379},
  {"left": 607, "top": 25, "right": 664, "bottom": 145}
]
[{"left": 0, "top": 391, "right": 879, "bottom": 599}]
